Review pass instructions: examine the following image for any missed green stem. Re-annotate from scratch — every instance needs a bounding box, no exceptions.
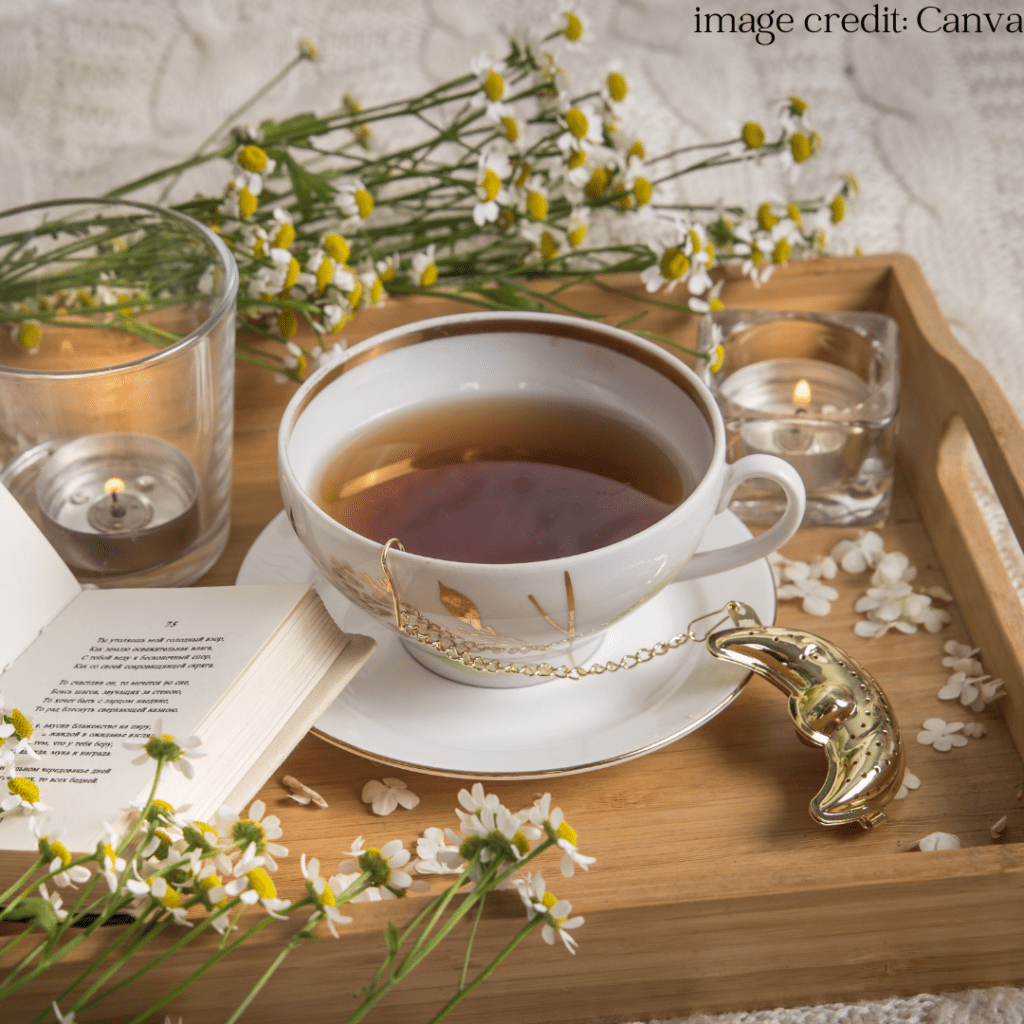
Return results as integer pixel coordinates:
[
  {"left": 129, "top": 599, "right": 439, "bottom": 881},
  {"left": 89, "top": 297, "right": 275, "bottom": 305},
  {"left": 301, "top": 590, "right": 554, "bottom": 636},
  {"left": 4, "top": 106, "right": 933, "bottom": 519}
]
[
  {"left": 459, "top": 895, "right": 487, "bottom": 991},
  {"left": 426, "top": 919, "right": 543, "bottom": 1024},
  {"left": 223, "top": 926, "right": 308, "bottom": 1024}
]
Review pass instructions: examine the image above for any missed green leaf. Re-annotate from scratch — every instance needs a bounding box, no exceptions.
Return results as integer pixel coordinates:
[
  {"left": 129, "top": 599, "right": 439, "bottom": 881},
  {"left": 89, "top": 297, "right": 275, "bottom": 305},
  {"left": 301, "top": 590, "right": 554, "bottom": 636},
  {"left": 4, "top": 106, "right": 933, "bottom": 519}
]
[
  {"left": 261, "top": 112, "right": 331, "bottom": 146},
  {"left": 276, "top": 152, "right": 336, "bottom": 218},
  {"left": 384, "top": 920, "right": 400, "bottom": 954},
  {"left": 9, "top": 896, "right": 60, "bottom": 937}
]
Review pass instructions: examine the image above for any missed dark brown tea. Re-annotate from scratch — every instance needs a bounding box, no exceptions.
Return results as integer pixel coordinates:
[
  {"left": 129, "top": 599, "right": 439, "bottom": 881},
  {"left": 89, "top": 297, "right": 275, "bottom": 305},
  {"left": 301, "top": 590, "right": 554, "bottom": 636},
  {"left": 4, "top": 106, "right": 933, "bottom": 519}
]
[{"left": 315, "top": 397, "right": 686, "bottom": 563}]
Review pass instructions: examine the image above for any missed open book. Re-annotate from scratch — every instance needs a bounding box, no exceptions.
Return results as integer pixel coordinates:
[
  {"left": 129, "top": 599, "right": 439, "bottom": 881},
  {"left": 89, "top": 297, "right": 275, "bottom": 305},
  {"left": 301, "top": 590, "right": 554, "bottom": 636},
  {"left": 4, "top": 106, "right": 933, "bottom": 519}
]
[{"left": 0, "top": 484, "right": 375, "bottom": 890}]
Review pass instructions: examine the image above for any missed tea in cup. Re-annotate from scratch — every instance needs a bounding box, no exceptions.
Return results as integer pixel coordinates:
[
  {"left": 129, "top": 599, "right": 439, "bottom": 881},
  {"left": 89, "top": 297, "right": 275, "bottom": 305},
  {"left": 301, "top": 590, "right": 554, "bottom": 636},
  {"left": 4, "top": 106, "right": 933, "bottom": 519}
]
[{"left": 278, "top": 312, "right": 805, "bottom": 686}]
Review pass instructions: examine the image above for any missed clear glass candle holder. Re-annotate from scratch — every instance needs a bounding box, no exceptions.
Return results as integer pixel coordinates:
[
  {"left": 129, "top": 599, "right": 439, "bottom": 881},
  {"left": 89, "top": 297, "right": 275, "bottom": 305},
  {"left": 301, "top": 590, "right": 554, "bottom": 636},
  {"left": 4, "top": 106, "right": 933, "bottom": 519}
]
[
  {"left": 0, "top": 198, "right": 237, "bottom": 586},
  {"left": 697, "top": 309, "right": 899, "bottom": 527}
]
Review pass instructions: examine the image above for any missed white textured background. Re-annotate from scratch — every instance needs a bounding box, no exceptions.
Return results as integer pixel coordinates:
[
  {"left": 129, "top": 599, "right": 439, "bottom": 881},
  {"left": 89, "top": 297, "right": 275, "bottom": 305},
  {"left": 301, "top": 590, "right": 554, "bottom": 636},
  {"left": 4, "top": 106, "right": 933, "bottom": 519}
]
[{"left": 2, "top": 1, "right": 1022, "bottom": 1020}]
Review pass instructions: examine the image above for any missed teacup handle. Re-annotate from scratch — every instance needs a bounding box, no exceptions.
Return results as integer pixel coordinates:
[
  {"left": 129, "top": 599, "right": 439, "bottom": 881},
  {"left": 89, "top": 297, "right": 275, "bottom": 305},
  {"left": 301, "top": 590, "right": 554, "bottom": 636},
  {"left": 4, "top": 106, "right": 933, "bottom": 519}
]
[{"left": 673, "top": 455, "right": 806, "bottom": 582}]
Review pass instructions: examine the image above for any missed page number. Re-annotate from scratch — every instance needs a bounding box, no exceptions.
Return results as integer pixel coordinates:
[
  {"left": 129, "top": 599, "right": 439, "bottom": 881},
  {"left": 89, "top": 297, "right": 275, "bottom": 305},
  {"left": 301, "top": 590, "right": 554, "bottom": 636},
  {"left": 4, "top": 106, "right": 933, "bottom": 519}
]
[{"left": 165, "top": 621, "right": 179, "bottom": 628}]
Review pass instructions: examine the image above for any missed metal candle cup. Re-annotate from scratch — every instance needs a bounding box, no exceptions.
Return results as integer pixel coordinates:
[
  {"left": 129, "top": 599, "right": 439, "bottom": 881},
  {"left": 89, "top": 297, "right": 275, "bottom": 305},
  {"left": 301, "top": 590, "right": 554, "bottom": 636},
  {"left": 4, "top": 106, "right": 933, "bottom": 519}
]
[{"left": 35, "top": 433, "right": 200, "bottom": 576}]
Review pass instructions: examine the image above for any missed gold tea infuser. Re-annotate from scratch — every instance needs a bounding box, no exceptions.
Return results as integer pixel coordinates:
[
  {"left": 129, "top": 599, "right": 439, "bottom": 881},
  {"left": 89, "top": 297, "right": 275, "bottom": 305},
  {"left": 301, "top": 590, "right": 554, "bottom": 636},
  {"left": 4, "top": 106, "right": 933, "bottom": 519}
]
[{"left": 380, "top": 543, "right": 904, "bottom": 830}]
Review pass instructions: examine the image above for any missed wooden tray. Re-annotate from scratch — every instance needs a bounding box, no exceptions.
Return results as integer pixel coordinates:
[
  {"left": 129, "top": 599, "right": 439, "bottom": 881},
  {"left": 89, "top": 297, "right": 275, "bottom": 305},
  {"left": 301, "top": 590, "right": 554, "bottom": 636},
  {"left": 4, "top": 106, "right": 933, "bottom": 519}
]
[{"left": 8, "top": 254, "right": 1024, "bottom": 1023}]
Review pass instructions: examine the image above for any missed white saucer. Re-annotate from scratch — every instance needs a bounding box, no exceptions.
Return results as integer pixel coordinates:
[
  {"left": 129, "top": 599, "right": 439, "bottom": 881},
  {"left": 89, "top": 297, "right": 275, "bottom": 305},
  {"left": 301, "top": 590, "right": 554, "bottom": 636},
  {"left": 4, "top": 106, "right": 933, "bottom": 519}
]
[{"left": 237, "top": 511, "right": 776, "bottom": 779}]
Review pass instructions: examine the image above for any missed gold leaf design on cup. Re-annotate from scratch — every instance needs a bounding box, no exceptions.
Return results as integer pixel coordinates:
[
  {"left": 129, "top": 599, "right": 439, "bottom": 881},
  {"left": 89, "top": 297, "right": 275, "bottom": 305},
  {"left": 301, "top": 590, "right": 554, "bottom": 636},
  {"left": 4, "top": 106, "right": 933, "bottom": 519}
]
[{"left": 438, "top": 582, "right": 496, "bottom": 634}]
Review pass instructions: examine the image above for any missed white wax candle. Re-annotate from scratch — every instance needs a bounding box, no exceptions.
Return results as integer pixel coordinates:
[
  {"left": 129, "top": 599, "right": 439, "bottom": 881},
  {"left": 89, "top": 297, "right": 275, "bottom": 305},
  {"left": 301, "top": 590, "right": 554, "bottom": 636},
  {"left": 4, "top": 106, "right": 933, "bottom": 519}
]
[
  {"left": 720, "top": 358, "right": 870, "bottom": 491},
  {"left": 35, "top": 433, "right": 200, "bottom": 575}
]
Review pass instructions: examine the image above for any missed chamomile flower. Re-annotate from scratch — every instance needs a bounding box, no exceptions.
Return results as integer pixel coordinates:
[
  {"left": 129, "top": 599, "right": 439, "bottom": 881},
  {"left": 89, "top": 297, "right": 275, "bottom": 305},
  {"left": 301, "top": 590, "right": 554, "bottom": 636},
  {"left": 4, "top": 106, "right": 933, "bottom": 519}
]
[
  {"left": 559, "top": 102, "right": 603, "bottom": 151},
  {"left": 232, "top": 144, "right": 276, "bottom": 197},
  {"left": 520, "top": 221, "right": 562, "bottom": 263},
  {"left": 301, "top": 854, "right": 353, "bottom": 936},
  {"left": 556, "top": 9, "right": 586, "bottom": 45},
  {"left": 1, "top": 704, "right": 37, "bottom": 758},
  {"left": 217, "top": 799, "right": 289, "bottom": 872},
  {"left": 471, "top": 54, "right": 507, "bottom": 109},
  {"left": 29, "top": 818, "right": 90, "bottom": 887},
  {"left": 411, "top": 245, "right": 439, "bottom": 287},
  {"left": 123, "top": 719, "right": 206, "bottom": 779},
  {"left": 126, "top": 872, "right": 192, "bottom": 926},
  {"left": 473, "top": 148, "right": 512, "bottom": 226},
  {"left": 98, "top": 824, "right": 128, "bottom": 892},
  {"left": 224, "top": 866, "right": 291, "bottom": 918},
  {"left": 337, "top": 837, "right": 425, "bottom": 899},
  {"left": 2, "top": 776, "right": 48, "bottom": 813},
  {"left": 415, "top": 826, "right": 462, "bottom": 875},
  {"left": 566, "top": 207, "right": 590, "bottom": 248},
  {"left": 602, "top": 60, "right": 628, "bottom": 108},
  {"left": 515, "top": 871, "right": 585, "bottom": 953},
  {"left": 362, "top": 777, "right": 420, "bottom": 816},
  {"left": 522, "top": 177, "right": 550, "bottom": 221},
  {"left": 337, "top": 179, "right": 374, "bottom": 224},
  {"left": 456, "top": 782, "right": 501, "bottom": 820}
]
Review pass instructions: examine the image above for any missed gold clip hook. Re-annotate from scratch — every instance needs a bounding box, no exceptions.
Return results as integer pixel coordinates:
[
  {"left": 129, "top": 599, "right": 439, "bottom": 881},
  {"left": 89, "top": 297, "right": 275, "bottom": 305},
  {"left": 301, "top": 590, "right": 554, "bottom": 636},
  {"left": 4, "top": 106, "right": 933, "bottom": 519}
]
[{"left": 380, "top": 537, "right": 406, "bottom": 630}]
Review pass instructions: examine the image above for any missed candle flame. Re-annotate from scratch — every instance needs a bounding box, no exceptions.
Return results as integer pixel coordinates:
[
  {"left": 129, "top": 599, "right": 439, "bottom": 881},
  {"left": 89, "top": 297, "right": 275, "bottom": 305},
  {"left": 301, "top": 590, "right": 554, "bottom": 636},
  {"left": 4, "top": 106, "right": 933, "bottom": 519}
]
[
  {"left": 792, "top": 378, "right": 812, "bottom": 408},
  {"left": 104, "top": 477, "right": 126, "bottom": 496}
]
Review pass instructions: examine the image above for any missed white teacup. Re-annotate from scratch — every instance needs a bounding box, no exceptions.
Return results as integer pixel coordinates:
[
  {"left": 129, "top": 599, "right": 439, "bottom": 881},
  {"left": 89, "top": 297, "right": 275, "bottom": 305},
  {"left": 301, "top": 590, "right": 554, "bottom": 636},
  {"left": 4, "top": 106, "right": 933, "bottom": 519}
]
[{"left": 279, "top": 312, "right": 805, "bottom": 686}]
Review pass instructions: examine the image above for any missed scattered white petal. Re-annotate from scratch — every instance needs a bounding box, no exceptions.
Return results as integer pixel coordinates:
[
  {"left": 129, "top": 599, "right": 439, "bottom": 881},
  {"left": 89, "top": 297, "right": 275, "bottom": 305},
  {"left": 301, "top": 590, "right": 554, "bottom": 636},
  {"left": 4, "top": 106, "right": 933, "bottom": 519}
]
[
  {"left": 991, "top": 815, "right": 1008, "bottom": 839},
  {"left": 895, "top": 769, "right": 921, "bottom": 800},
  {"left": 282, "top": 775, "right": 328, "bottom": 808},
  {"left": 961, "top": 722, "right": 987, "bottom": 738},
  {"left": 909, "top": 831, "right": 960, "bottom": 852}
]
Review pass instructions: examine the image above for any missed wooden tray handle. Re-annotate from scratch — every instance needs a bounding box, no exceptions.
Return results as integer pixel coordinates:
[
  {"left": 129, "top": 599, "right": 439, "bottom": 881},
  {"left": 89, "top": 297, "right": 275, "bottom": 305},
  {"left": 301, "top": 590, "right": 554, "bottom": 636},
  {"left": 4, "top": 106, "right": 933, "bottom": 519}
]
[{"left": 885, "top": 255, "right": 1024, "bottom": 754}]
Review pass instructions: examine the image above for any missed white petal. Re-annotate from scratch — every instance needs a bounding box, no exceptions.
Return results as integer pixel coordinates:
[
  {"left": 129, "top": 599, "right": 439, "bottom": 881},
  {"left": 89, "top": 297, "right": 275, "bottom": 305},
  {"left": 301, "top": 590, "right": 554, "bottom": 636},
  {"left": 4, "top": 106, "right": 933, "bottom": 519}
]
[
  {"left": 394, "top": 789, "right": 420, "bottom": 810},
  {"left": 372, "top": 790, "right": 399, "bottom": 816}
]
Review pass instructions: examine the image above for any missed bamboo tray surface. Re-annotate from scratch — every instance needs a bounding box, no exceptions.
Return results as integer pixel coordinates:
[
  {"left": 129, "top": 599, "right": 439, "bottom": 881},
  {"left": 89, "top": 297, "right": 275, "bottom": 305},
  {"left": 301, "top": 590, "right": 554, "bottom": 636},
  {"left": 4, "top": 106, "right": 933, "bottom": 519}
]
[{"left": 8, "top": 255, "right": 1024, "bottom": 1024}]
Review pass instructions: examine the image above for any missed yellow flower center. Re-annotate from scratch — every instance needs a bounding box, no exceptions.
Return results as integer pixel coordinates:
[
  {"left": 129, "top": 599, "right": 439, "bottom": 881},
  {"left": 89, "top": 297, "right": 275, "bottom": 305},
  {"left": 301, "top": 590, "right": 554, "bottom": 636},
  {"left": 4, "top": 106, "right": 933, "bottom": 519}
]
[
  {"left": 568, "top": 223, "right": 587, "bottom": 247},
  {"left": 8, "top": 777, "right": 39, "bottom": 803},
  {"left": 565, "top": 108, "right": 589, "bottom": 140},
  {"left": 628, "top": 140, "right": 645, "bottom": 160},
  {"left": 660, "top": 247, "right": 689, "bottom": 280},
  {"left": 789, "top": 95, "right": 809, "bottom": 114},
  {"left": 772, "top": 239, "right": 792, "bottom": 264},
  {"left": 688, "top": 229, "right": 702, "bottom": 254},
  {"left": 370, "top": 277, "right": 383, "bottom": 304},
  {"left": 201, "top": 873, "right": 222, "bottom": 892},
  {"left": 757, "top": 203, "right": 778, "bottom": 231},
  {"left": 555, "top": 820, "right": 578, "bottom": 846},
  {"left": 278, "top": 310, "right": 299, "bottom": 339},
  {"left": 238, "top": 187, "right": 258, "bottom": 218},
  {"left": 320, "top": 881, "right": 337, "bottom": 907},
  {"left": 616, "top": 184, "right": 632, "bottom": 211},
  {"left": 16, "top": 322, "right": 42, "bottom": 350},
  {"left": 354, "top": 189, "right": 374, "bottom": 219},
  {"left": 51, "top": 840, "right": 71, "bottom": 866},
  {"left": 845, "top": 174, "right": 860, "bottom": 195},
  {"left": 563, "top": 11, "right": 583, "bottom": 40},
  {"left": 349, "top": 279, "right": 363, "bottom": 308},
  {"left": 831, "top": 196, "right": 845, "bottom": 224},
  {"left": 585, "top": 167, "right": 609, "bottom": 199},
  {"left": 815, "top": 230, "right": 828, "bottom": 254},
  {"left": 481, "top": 169, "right": 502, "bottom": 202},
  {"left": 515, "top": 162, "right": 532, "bottom": 188},
  {"left": 750, "top": 245, "right": 763, "bottom": 267},
  {"left": 247, "top": 867, "right": 277, "bottom": 900},
  {"left": 634, "top": 178, "right": 652, "bottom": 206},
  {"left": 566, "top": 148, "right": 587, "bottom": 169},
  {"left": 541, "top": 890, "right": 559, "bottom": 910},
  {"left": 154, "top": 829, "right": 172, "bottom": 847},
  {"left": 11, "top": 709, "right": 33, "bottom": 739},
  {"left": 790, "top": 133, "right": 812, "bottom": 164},
  {"left": 705, "top": 242, "right": 716, "bottom": 268},
  {"left": 272, "top": 223, "right": 295, "bottom": 249},
  {"left": 160, "top": 885, "right": 182, "bottom": 910},
  {"left": 742, "top": 122, "right": 765, "bottom": 149},
  {"left": 787, "top": 203, "right": 801, "bottom": 224},
  {"left": 299, "top": 37, "right": 319, "bottom": 60},
  {"left": 511, "top": 830, "right": 530, "bottom": 856},
  {"left": 709, "top": 297, "right": 725, "bottom": 313},
  {"left": 152, "top": 799, "right": 176, "bottom": 819},
  {"left": 607, "top": 72, "right": 627, "bottom": 102},
  {"left": 253, "top": 237, "right": 266, "bottom": 259},
  {"left": 527, "top": 191, "right": 549, "bottom": 220},
  {"left": 284, "top": 256, "right": 301, "bottom": 290},
  {"left": 540, "top": 232, "right": 559, "bottom": 261},
  {"left": 810, "top": 131, "right": 822, "bottom": 154},
  {"left": 498, "top": 209, "right": 516, "bottom": 230},
  {"left": 501, "top": 116, "right": 519, "bottom": 142},
  {"left": 380, "top": 261, "right": 396, "bottom": 282},
  {"left": 708, "top": 344, "right": 725, "bottom": 371},
  {"left": 237, "top": 145, "right": 269, "bottom": 173},
  {"left": 484, "top": 69, "right": 505, "bottom": 102},
  {"left": 323, "top": 234, "right": 350, "bottom": 262},
  {"left": 102, "top": 843, "right": 117, "bottom": 865},
  {"left": 316, "top": 256, "right": 335, "bottom": 295},
  {"left": 420, "top": 263, "right": 439, "bottom": 287}
]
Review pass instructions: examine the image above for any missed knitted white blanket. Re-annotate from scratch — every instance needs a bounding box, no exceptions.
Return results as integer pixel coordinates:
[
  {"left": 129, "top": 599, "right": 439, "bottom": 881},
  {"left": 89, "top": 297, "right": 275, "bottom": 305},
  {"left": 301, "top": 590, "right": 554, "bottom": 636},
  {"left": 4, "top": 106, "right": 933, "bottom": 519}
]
[{"left": 1, "top": 0, "right": 1022, "bottom": 1019}]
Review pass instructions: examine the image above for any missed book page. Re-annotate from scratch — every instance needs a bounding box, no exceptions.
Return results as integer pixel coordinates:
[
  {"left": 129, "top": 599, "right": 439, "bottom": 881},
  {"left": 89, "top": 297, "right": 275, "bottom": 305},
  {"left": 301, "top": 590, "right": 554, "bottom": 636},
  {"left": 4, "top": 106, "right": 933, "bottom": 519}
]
[
  {"left": 0, "top": 483, "right": 81, "bottom": 674},
  {"left": 0, "top": 583, "right": 310, "bottom": 854}
]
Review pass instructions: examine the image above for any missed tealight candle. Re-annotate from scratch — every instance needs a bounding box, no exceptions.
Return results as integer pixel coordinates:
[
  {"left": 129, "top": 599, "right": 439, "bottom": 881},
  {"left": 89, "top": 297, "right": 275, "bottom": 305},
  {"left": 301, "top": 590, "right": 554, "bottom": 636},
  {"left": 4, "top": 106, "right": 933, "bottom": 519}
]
[
  {"left": 720, "top": 357, "right": 870, "bottom": 491},
  {"left": 35, "top": 433, "right": 200, "bottom": 576}
]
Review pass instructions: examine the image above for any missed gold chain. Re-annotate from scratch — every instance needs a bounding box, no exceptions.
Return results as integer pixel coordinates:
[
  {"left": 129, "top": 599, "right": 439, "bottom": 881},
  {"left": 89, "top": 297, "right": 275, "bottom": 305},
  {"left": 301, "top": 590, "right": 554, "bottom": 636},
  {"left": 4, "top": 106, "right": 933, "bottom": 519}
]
[{"left": 380, "top": 538, "right": 748, "bottom": 680}]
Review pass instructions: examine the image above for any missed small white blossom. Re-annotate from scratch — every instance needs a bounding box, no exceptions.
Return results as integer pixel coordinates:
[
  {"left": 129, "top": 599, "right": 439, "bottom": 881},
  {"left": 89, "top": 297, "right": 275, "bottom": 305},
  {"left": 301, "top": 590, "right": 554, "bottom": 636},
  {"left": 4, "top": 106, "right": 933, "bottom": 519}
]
[
  {"left": 415, "top": 827, "right": 462, "bottom": 875},
  {"left": 916, "top": 717, "right": 968, "bottom": 752},
  {"left": 830, "top": 531, "right": 885, "bottom": 574},
  {"left": 362, "top": 777, "right": 420, "bottom": 816}
]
